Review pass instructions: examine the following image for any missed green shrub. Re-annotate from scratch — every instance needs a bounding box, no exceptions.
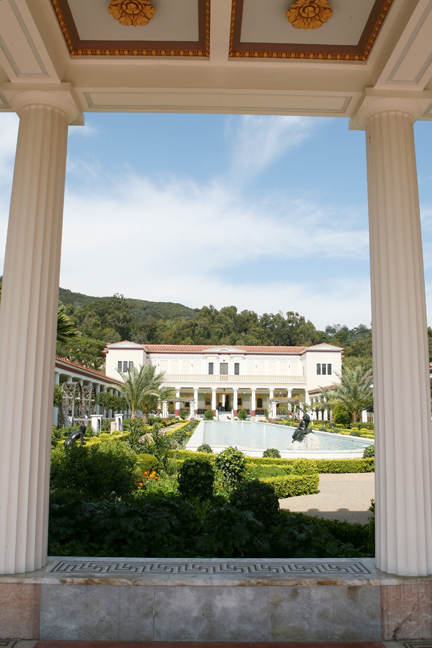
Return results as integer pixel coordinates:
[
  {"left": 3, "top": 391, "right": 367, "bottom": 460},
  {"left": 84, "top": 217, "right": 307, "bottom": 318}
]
[
  {"left": 230, "top": 479, "right": 279, "bottom": 525},
  {"left": 350, "top": 430, "right": 360, "bottom": 437},
  {"left": 178, "top": 457, "right": 215, "bottom": 501},
  {"left": 248, "top": 465, "right": 287, "bottom": 479},
  {"left": 333, "top": 404, "right": 351, "bottom": 427},
  {"left": 363, "top": 444, "right": 375, "bottom": 458},
  {"left": 289, "top": 458, "right": 318, "bottom": 476},
  {"left": 50, "top": 442, "right": 139, "bottom": 500},
  {"left": 237, "top": 409, "right": 247, "bottom": 420},
  {"left": 197, "top": 443, "right": 213, "bottom": 453},
  {"left": 137, "top": 453, "right": 159, "bottom": 472},
  {"left": 261, "top": 473, "right": 319, "bottom": 498},
  {"left": 180, "top": 408, "right": 189, "bottom": 420},
  {"left": 215, "top": 447, "right": 247, "bottom": 489},
  {"left": 263, "top": 448, "right": 281, "bottom": 458},
  {"left": 204, "top": 409, "right": 214, "bottom": 420}
]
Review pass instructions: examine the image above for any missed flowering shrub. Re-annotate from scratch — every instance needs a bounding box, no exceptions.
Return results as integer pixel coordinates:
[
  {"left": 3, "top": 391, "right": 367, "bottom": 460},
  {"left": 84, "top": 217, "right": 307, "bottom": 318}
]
[{"left": 138, "top": 470, "right": 160, "bottom": 488}]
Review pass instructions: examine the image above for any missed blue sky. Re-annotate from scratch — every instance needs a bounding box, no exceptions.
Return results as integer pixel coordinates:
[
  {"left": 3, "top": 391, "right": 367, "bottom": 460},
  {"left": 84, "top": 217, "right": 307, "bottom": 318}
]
[{"left": 1, "top": 111, "right": 432, "bottom": 330}]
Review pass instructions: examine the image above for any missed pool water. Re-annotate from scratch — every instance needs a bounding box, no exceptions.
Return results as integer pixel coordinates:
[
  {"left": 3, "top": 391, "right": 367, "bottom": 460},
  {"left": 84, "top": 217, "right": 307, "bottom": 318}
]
[{"left": 187, "top": 420, "right": 374, "bottom": 458}]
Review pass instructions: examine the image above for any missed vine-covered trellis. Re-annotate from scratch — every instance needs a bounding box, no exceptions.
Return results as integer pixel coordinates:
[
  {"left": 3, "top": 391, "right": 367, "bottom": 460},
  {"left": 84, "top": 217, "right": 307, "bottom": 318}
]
[{"left": 61, "top": 383, "right": 96, "bottom": 426}]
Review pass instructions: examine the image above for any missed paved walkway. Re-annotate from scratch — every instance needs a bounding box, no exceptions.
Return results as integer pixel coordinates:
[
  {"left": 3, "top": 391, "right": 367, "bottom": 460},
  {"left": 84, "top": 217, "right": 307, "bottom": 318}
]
[{"left": 279, "top": 473, "right": 375, "bottom": 524}]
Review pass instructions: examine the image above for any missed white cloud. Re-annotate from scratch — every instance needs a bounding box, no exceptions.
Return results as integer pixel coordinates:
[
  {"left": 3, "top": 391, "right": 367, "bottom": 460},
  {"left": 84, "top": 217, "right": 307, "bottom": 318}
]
[
  {"left": 229, "top": 115, "right": 317, "bottom": 182},
  {"left": 59, "top": 171, "right": 370, "bottom": 328}
]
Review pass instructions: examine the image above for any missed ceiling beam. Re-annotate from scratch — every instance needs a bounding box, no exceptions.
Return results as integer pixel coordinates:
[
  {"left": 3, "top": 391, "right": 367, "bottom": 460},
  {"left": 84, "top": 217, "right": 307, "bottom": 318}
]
[{"left": 210, "top": 0, "right": 232, "bottom": 64}]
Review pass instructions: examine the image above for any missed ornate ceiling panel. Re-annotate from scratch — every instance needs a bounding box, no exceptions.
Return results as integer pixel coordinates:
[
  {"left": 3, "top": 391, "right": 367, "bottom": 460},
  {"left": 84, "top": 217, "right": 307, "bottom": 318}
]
[
  {"left": 230, "top": 0, "right": 394, "bottom": 61},
  {"left": 51, "top": 0, "right": 209, "bottom": 57}
]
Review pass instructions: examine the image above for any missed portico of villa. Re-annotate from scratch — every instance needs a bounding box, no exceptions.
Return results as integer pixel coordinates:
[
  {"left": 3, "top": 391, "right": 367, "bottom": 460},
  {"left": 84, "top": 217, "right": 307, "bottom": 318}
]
[{"left": 1, "top": 0, "right": 432, "bottom": 640}]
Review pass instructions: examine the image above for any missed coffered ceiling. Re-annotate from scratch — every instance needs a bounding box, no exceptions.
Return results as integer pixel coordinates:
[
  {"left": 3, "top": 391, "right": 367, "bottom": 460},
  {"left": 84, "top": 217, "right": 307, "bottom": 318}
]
[
  {"left": 52, "top": 0, "right": 209, "bottom": 57},
  {"left": 0, "top": 0, "right": 432, "bottom": 122},
  {"left": 231, "top": 0, "right": 392, "bottom": 61}
]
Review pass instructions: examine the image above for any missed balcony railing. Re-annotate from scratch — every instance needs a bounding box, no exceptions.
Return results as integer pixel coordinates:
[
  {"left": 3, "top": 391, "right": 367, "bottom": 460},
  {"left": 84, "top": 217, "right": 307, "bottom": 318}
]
[{"left": 163, "top": 374, "right": 306, "bottom": 384}]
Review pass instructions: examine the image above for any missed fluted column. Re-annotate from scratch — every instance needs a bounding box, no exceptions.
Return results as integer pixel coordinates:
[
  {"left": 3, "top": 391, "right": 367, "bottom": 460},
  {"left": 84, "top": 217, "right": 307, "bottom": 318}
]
[
  {"left": 251, "top": 389, "right": 256, "bottom": 417},
  {"left": 0, "top": 89, "right": 80, "bottom": 575},
  {"left": 233, "top": 389, "right": 238, "bottom": 417},
  {"left": 363, "top": 101, "right": 432, "bottom": 576}
]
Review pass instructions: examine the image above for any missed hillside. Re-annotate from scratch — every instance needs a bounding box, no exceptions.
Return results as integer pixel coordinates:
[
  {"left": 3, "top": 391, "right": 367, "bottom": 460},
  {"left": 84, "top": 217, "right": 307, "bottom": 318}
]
[{"left": 59, "top": 288, "right": 197, "bottom": 321}]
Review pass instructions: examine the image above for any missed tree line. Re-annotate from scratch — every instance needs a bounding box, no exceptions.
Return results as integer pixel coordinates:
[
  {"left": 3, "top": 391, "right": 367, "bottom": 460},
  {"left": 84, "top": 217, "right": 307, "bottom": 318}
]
[{"left": 55, "top": 291, "right": 375, "bottom": 371}]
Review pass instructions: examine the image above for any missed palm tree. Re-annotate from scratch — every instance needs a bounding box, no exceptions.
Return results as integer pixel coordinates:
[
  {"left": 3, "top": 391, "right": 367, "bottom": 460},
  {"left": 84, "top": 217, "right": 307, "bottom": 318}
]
[
  {"left": 56, "top": 302, "right": 78, "bottom": 343},
  {"left": 331, "top": 366, "right": 373, "bottom": 423},
  {"left": 118, "top": 364, "right": 175, "bottom": 422}
]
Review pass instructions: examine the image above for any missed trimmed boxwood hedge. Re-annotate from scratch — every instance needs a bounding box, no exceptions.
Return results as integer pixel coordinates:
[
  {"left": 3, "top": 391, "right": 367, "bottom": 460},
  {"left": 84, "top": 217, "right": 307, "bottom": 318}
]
[
  {"left": 260, "top": 473, "right": 319, "bottom": 498},
  {"left": 171, "top": 451, "right": 374, "bottom": 473}
]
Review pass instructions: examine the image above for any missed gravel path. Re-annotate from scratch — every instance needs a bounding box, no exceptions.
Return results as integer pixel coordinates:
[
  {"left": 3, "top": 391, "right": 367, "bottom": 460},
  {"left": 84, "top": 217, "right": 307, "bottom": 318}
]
[{"left": 279, "top": 473, "right": 375, "bottom": 524}]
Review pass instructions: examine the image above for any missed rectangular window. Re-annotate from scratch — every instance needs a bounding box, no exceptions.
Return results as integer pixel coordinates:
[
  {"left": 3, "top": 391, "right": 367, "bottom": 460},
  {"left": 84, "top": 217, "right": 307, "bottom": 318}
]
[
  {"left": 327, "top": 363, "right": 332, "bottom": 375},
  {"left": 234, "top": 362, "right": 240, "bottom": 375},
  {"left": 316, "top": 363, "right": 321, "bottom": 375},
  {"left": 117, "top": 361, "right": 122, "bottom": 372},
  {"left": 322, "top": 363, "right": 327, "bottom": 375},
  {"left": 208, "top": 363, "right": 214, "bottom": 375},
  {"left": 220, "top": 362, "right": 228, "bottom": 375},
  {"left": 123, "top": 361, "right": 128, "bottom": 372},
  {"left": 238, "top": 397, "right": 242, "bottom": 406},
  {"left": 257, "top": 397, "right": 263, "bottom": 408},
  {"left": 205, "top": 397, "right": 211, "bottom": 406}
]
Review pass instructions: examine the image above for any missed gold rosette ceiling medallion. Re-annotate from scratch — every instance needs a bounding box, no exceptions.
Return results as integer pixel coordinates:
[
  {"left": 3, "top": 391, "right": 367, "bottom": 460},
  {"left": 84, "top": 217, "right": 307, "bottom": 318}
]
[
  {"left": 108, "top": 0, "right": 155, "bottom": 26},
  {"left": 286, "top": 0, "right": 333, "bottom": 30}
]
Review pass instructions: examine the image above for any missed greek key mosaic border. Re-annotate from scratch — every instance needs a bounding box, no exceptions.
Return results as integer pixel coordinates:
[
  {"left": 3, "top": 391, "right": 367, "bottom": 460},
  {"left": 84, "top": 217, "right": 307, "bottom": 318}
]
[
  {"left": 401, "top": 643, "right": 432, "bottom": 648},
  {"left": 0, "top": 642, "right": 18, "bottom": 648},
  {"left": 50, "top": 559, "right": 372, "bottom": 575}
]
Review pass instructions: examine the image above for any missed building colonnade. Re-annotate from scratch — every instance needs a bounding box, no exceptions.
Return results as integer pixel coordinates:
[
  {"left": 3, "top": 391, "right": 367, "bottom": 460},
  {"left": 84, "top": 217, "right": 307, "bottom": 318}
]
[{"left": 0, "top": 89, "right": 430, "bottom": 577}]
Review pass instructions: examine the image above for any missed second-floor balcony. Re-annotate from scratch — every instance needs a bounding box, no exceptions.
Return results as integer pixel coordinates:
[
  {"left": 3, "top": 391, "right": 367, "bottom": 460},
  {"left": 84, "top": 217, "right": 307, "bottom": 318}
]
[{"left": 162, "top": 374, "right": 307, "bottom": 384}]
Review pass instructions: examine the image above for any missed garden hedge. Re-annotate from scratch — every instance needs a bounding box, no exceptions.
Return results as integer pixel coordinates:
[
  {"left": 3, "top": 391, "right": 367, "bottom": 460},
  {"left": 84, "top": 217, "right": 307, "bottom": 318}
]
[
  {"left": 171, "top": 451, "right": 374, "bottom": 473},
  {"left": 260, "top": 473, "right": 319, "bottom": 498}
]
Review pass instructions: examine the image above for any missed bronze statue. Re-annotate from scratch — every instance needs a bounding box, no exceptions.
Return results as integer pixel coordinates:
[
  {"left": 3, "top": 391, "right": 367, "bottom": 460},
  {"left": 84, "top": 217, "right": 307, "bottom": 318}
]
[
  {"left": 292, "top": 413, "right": 311, "bottom": 443},
  {"left": 64, "top": 425, "right": 87, "bottom": 448}
]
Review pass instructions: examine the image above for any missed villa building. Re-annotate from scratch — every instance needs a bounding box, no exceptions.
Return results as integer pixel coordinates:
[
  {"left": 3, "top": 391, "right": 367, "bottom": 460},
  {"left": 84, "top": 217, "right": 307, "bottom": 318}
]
[{"left": 104, "top": 341, "right": 343, "bottom": 419}]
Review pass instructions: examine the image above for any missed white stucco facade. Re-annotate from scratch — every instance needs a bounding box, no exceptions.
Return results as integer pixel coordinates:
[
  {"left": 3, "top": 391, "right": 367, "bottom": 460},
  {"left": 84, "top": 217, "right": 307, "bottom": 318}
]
[{"left": 105, "top": 341, "right": 342, "bottom": 417}]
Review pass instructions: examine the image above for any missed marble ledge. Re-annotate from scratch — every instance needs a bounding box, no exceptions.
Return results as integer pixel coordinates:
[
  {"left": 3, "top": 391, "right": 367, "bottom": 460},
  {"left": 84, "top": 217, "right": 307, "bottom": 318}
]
[{"left": 0, "top": 557, "right": 431, "bottom": 588}]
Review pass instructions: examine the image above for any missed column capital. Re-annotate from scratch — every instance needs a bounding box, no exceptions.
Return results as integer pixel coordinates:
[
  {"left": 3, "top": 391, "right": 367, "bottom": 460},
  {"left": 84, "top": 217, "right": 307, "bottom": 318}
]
[
  {"left": 350, "top": 90, "right": 432, "bottom": 130},
  {"left": 2, "top": 82, "right": 84, "bottom": 125}
]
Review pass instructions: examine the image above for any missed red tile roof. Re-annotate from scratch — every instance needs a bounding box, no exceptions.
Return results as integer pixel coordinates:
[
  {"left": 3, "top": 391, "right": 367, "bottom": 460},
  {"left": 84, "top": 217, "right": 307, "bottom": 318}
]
[
  {"left": 144, "top": 344, "right": 306, "bottom": 354},
  {"left": 55, "top": 356, "right": 122, "bottom": 384}
]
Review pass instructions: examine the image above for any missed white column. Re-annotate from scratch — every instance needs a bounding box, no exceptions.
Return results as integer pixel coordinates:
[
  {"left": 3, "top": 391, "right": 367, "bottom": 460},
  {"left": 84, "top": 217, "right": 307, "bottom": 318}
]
[
  {"left": 194, "top": 388, "right": 199, "bottom": 415},
  {"left": 175, "top": 389, "right": 181, "bottom": 416},
  {"left": 359, "top": 98, "right": 432, "bottom": 576},
  {"left": 211, "top": 388, "right": 217, "bottom": 413},
  {"left": 0, "top": 90, "right": 80, "bottom": 574},
  {"left": 95, "top": 383, "right": 101, "bottom": 415},
  {"left": 251, "top": 389, "right": 256, "bottom": 415},
  {"left": 233, "top": 389, "right": 238, "bottom": 415},
  {"left": 162, "top": 401, "right": 168, "bottom": 420}
]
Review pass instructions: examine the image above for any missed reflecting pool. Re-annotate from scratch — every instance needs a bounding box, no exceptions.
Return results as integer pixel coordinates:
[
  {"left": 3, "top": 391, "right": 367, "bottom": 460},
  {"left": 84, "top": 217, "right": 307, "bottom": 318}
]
[{"left": 187, "top": 420, "right": 374, "bottom": 459}]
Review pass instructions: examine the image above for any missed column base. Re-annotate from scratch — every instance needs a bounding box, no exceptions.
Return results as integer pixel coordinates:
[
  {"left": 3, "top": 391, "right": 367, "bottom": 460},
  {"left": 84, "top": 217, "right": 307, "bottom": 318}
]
[
  {"left": 175, "top": 409, "right": 180, "bottom": 416},
  {"left": 251, "top": 410, "right": 256, "bottom": 416},
  {"left": 233, "top": 410, "right": 238, "bottom": 417},
  {"left": 163, "top": 418, "right": 168, "bottom": 422}
]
